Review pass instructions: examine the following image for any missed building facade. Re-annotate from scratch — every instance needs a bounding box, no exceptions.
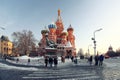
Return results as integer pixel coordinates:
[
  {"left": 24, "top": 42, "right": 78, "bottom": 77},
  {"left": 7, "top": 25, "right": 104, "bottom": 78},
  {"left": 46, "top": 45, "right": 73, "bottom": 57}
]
[
  {"left": 105, "top": 45, "right": 116, "bottom": 58},
  {"left": 0, "top": 35, "right": 13, "bottom": 56}
]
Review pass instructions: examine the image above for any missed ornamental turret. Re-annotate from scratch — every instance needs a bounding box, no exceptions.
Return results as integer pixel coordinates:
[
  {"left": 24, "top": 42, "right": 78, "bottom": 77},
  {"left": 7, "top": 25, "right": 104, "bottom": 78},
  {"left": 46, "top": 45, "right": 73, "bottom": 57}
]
[{"left": 67, "top": 24, "right": 75, "bottom": 48}]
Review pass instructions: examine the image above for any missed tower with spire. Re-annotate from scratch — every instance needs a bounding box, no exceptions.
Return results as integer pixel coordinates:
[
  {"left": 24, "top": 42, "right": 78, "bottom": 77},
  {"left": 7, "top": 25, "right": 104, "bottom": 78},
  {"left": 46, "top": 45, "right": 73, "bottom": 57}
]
[{"left": 55, "top": 9, "right": 64, "bottom": 44}]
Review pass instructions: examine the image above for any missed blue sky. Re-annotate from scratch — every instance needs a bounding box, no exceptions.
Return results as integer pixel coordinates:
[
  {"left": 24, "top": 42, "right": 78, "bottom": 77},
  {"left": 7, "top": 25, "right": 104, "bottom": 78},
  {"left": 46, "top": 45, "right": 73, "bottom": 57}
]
[{"left": 0, "top": 0, "right": 120, "bottom": 54}]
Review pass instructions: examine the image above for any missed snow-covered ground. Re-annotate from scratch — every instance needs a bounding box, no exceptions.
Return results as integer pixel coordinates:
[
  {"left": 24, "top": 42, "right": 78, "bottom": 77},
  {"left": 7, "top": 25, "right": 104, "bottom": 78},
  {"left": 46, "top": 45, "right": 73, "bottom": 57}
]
[
  {"left": 103, "top": 58, "right": 120, "bottom": 79},
  {"left": 0, "top": 60, "right": 39, "bottom": 71},
  {"left": 10, "top": 55, "right": 45, "bottom": 66},
  {"left": 9, "top": 56, "right": 71, "bottom": 66},
  {"left": 0, "top": 56, "right": 72, "bottom": 70},
  {"left": 1, "top": 57, "right": 120, "bottom": 79},
  {"left": 104, "top": 57, "right": 120, "bottom": 68}
]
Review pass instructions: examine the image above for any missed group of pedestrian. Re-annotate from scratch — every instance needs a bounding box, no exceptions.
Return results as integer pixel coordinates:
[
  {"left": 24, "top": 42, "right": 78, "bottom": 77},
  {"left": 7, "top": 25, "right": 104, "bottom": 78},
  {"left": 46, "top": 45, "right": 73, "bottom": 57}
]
[
  {"left": 95, "top": 54, "right": 104, "bottom": 66},
  {"left": 70, "top": 56, "right": 78, "bottom": 64},
  {"left": 44, "top": 56, "right": 58, "bottom": 67},
  {"left": 88, "top": 54, "right": 104, "bottom": 66}
]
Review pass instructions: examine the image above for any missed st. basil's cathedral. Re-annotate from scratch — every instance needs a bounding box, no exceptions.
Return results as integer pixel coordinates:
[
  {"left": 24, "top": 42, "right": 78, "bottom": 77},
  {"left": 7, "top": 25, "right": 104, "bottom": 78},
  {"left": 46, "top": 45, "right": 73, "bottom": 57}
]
[{"left": 38, "top": 9, "right": 76, "bottom": 57}]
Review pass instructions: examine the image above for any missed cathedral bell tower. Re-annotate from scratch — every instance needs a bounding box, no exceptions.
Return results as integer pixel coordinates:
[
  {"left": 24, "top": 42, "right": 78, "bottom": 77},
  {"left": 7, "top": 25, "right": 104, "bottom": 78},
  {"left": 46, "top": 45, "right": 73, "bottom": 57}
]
[{"left": 55, "top": 9, "right": 64, "bottom": 44}]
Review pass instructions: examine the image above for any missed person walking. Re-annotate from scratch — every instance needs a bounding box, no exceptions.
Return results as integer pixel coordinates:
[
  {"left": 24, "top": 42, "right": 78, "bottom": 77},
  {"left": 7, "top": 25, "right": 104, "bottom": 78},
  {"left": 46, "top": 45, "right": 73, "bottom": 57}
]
[
  {"left": 49, "top": 57, "right": 53, "bottom": 67},
  {"left": 94, "top": 55, "right": 99, "bottom": 66},
  {"left": 16, "top": 58, "right": 19, "bottom": 63},
  {"left": 44, "top": 56, "right": 48, "bottom": 67},
  {"left": 74, "top": 56, "right": 78, "bottom": 64},
  {"left": 89, "top": 56, "right": 93, "bottom": 65},
  {"left": 54, "top": 56, "right": 58, "bottom": 67},
  {"left": 28, "top": 58, "right": 30, "bottom": 65},
  {"left": 99, "top": 54, "right": 104, "bottom": 66},
  {"left": 71, "top": 56, "right": 74, "bottom": 62},
  {"left": 61, "top": 56, "right": 65, "bottom": 63}
]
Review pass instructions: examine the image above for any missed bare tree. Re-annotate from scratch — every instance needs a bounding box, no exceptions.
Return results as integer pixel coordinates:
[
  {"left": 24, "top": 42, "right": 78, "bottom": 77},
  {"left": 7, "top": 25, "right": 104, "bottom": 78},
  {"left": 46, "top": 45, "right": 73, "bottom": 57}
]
[{"left": 12, "top": 30, "right": 36, "bottom": 55}]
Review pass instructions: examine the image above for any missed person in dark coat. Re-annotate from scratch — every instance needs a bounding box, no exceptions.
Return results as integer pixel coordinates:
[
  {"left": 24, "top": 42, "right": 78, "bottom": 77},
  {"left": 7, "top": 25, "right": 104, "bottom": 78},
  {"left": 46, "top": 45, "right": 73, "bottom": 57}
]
[
  {"left": 49, "top": 57, "right": 53, "bottom": 67},
  {"left": 61, "top": 56, "right": 65, "bottom": 63},
  {"left": 28, "top": 59, "right": 30, "bottom": 65},
  {"left": 74, "top": 56, "right": 78, "bottom": 64},
  {"left": 99, "top": 54, "right": 104, "bottom": 66},
  {"left": 89, "top": 56, "right": 93, "bottom": 65},
  {"left": 44, "top": 56, "right": 48, "bottom": 67},
  {"left": 16, "top": 58, "right": 19, "bottom": 63},
  {"left": 94, "top": 55, "right": 99, "bottom": 66},
  {"left": 71, "top": 56, "right": 74, "bottom": 62},
  {"left": 54, "top": 56, "right": 58, "bottom": 67}
]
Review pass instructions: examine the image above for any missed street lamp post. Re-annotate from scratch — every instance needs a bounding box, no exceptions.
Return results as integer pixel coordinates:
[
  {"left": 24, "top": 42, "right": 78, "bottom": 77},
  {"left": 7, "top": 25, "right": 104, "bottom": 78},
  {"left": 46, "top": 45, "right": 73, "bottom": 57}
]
[{"left": 92, "top": 28, "right": 102, "bottom": 56}]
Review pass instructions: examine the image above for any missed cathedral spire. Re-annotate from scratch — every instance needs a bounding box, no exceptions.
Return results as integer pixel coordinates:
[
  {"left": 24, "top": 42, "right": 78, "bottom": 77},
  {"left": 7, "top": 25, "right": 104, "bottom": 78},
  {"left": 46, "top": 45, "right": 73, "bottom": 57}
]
[
  {"left": 58, "top": 9, "right": 61, "bottom": 16},
  {"left": 55, "top": 9, "right": 64, "bottom": 44},
  {"left": 57, "top": 9, "right": 62, "bottom": 22}
]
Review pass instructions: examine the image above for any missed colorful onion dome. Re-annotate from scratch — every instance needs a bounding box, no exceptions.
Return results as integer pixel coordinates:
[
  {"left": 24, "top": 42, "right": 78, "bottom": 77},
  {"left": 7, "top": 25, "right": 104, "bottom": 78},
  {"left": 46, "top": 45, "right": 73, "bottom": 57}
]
[
  {"left": 41, "top": 30, "right": 49, "bottom": 34},
  {"left": 60, "top": 32, "right": 67, "bottom": 36},
  {"left": 48, "top": 23, "right": 56, "bottom": 29},
  {"left": 67, "top": 24, "right": 74, "bottom": 31}
]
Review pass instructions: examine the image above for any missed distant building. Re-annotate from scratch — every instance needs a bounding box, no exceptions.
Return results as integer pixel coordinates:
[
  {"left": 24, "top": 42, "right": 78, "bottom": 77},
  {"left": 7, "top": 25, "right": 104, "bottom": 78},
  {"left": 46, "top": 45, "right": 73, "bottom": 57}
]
[
  {"left": 0, "top": 35, "right": 13, "bottom": 56},
  {"left": 105, "top": 45, "right": 116, "bottom": 58}
]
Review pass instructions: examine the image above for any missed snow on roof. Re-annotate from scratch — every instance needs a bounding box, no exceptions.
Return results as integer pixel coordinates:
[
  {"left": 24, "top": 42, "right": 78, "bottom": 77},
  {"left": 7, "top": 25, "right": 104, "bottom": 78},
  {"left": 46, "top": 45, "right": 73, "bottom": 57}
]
[
  {"left": 45, "top": 47, "right": 56, "bottom": 49},
  {"left": 65, "top": 41, "right": 72, "bottom": 47},
  {"left": 57, "top": 44, "right": 65, "bottom": 47}
]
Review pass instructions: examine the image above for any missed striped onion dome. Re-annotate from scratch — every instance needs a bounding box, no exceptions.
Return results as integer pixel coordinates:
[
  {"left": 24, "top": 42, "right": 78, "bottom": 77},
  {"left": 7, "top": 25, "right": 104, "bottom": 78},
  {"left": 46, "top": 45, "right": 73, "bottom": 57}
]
[
  {"left": 67, "top": 24, "right": 74, "bottom": 31},
  {"left": 48, "top": 23, "right": 56, "bottom": 29}
]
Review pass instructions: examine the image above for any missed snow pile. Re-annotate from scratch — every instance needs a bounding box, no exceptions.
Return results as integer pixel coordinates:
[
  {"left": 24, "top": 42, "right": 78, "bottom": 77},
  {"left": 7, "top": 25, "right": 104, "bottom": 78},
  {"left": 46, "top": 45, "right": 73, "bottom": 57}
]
[
  {"left": 6, "top": 55, "right": 45, "bottom": 66},
  {"left": 14, "top": 55, "right": 44, "bottom": 60},
  {"left": 0, "top": 62, "right": 39, "bottom": 71}
]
